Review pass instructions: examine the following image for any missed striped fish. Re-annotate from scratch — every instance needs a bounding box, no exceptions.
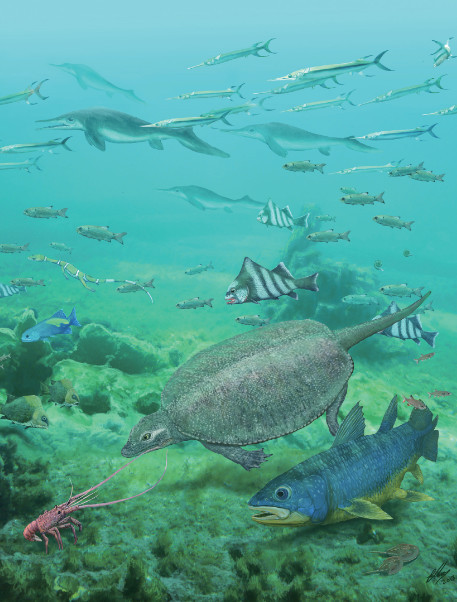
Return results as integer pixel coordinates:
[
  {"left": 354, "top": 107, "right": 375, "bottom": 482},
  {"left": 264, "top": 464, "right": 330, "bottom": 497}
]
[
  {"left": 0, "top": 282, "right": 26, "bottom": 298},
  {"left": 372, "top": 301, "right": 438, "bottom": 347},
  {"left": 257, "top": 199, "right": 309, "bottom": 230},
  {"left": 225, "top": 257, "right": 318, "bottom": 304}
]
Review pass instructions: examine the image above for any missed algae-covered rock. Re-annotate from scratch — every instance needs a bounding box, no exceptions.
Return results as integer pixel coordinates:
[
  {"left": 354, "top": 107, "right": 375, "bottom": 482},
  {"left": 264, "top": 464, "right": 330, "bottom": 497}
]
[
  {"left": 73, "top": 323, "right": 164, "bottom": 374},
  {"left": 134, "top": 391, "right": 161, "bottom": 415}
]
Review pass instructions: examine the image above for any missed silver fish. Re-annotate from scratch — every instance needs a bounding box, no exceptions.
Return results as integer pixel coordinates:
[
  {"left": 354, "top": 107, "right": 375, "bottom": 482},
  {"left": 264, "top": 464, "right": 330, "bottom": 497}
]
[
  {"left": 169, "top": 84, "right": 245, "bottom": 100},
  {"left": 235, "top": 315, "right": 270, "bottom": 327},
  {"left": 284, "top": 90, "right": 356, "bottom": 112},
  {"left": 185, "top": 262, "right": 214, "bottom": 275},
  {"left": 188, "top": 39, "right": 276, "bottom": 69},
  {"left": 359, "top": 77, "right": 446, "bottom": 106},
  {"left": 357, "top": 125, "right": 438, "bottom": 141},
  {"left": 373, "top": 215, "right": 414, "bottom": 230},
  {"left": 176, "top": 297, "right": 213, "bottom": 309},
  {"left": 0, "top": 80, "right": 49, "bottom": 105},
  {"left": 307, "top": 230, "right": 350, "bottom": 243}
]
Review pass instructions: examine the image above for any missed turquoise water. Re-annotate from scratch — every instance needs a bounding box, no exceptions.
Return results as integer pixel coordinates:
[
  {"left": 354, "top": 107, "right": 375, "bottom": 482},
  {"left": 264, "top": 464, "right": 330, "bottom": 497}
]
[{"left": 1, "top": 1, "right": 456, "bottom": 600}]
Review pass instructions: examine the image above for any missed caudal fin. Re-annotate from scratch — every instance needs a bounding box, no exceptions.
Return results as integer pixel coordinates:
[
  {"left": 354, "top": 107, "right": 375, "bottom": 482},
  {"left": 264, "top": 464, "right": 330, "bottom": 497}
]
[
  {"left": 427, "top": 123, "right": 439, "bottom": 138},
  {"left": 293, "top": 213, "right": 310, "bottom": 228},
  {"left": 405, "top": 221, "right": 414, "bottom": 231},
  {"left": 259, "top": 38, "right": 276, "bottom": 54},
  {"left": 373, "top": 50, "right": 393, "bottom": 71},
  {"left": 68, "top": 307, "right": 82, "bottom": 328},
  {"left": 58, "top": 208, "right": 69, "bottom": 218},
  {"left": 114, "top": 232, "right": 127, "bottom": 244},
  {"left": 434, "top": 75, "right": 447, "bottom": 90},
  {"left": 437, "top": 174, "right": 445, "bottom": 181},
  {"left": 340, "top": 230, "right": 351, "bottom": 242},
  {"left": 236, "top": 83, "right": 246, "bottom": 98},
  {"left": 413, "top": 286, "right": 424, "bottom": 296},
  {"left": 34, "top": 79, "right": 49, "bottom": 101},
  {"left": 22, "top": 243, "right": 30, "bottom": 250},
  {"left": 421, "top": 330, "right": 439, "bottom": 348},
  {"left": 376, "top": 192, "right": 385, "bottom": 203},
  {"left": 143, "top": 279, "right": 155, "bottom": 288},
  {"left": 38, "top": 279, "right": 45, "bottom": 286},
  {"left": 317, "top": 163, "right": 326, "bottom": 173},
  {"left": 295, "top": 271, "right": 319, "bottom": 292},
  {"left": 205, "top": 298, "right": 214, "bottom": 307},
  {"left": 61, "top": 137, "right": 72, "bottom": 151},
  {"left": 345, "top": 90, "right": 357, "bottom": 106}
]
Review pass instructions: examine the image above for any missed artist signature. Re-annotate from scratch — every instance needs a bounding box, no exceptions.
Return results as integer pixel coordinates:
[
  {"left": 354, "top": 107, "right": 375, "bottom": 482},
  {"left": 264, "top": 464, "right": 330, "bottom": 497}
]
[{"left": 426, "top": 562, "right": 456, "bottom": 585}]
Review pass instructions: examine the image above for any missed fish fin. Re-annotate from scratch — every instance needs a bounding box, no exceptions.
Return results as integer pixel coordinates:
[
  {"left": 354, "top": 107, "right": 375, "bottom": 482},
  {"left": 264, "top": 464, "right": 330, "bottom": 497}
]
[
  {"left": 264, "top": 136, "right": 287, "bottom": 157},
  {"left": 174, "top": 127, "right": 230, "bottom": 158},
  {"left": 205, "top": 298, "right": 214, "bottom": 307},
  {"left": 395, "top": 489, "right": 434, "bottom": 502},
  {"left": 295, "top": 271, "right": 319, "bottom": 292},
  {"left": 343, "top": 499, "right": 393, "bottom": 520},
  {"left": 404, "top": 221, "right": 414, "bottom": 231},
  {"left": 377, "top": 395, "right": 398, "bottom": 433},
  {"left": 326, "top": 383, "right": 348, "bottom": 436},
  {"left": 68, "top": 307, "right": 81, "bottom": 328},
  {"left": 61, "top": 137, "right": 72, "bottom": 151},
  {"left": 340, "top": 230, "right": 351, "bottom": 242},
  {"left": 61, "top": 326, "right": 73, "bottom": 334},
  {"left": 413, "top": 286, "right": 424, "bottom": 296},
  {"left": 422, "top": 429, "right": 439, "bottom": 462},
  {"left": 319, "top": 147, "right": 331, "bottom": 156},
  {"left": 51, "top": 309, "right": 67, "bottom": 320},
  {"left": 148, "top": 138, "right": 164, "bottom": 150},
  {"left": 292, "top": 213, "right": 310, "bottom": 228},
  {"left": 187, "top": 197, "right": 206, "bottom": 211},
  {"left": 113, "top": 232, "right": 127, "bottom": 244},
  {"left": 373, "top": 50, "right": 393, "bottom": 71},
  {"left": 85, "top": 131, "right": 106, "bottom": 151},
  {"left": 421, "top": 330, "right": 438, "bottom": 348},
  {"left": 272, "top": 261, "right": 294, "bottom": 279},
  {"left": 282, "top": 205, "right": 294, "bottom": 218},
  {"left": 427, "top": 123, "right": 439, "bottom": 138},
  {"left": 286, "top": 291, "right": 298, "bottom": 300},
  {"left": 332, "top": 401, "right": 365, "bottom": 447},
  {"left": 409, "top": 463, "right": 424, "bottom": 484}
]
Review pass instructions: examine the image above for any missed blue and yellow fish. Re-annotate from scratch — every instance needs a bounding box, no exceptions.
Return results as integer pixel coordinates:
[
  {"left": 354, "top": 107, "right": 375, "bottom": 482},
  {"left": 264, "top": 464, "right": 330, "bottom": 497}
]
[
  {"left": 21, "top": 307, "right": 81, "bottom": 342},
  {"left": 249, "top": 396, "right": 438, "bottom": 527}
]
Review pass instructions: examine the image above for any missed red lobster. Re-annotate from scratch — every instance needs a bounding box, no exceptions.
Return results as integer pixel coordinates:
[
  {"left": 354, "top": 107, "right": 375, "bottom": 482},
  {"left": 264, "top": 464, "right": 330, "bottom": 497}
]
[{"left": 23, "top": 451, "right": 167, "bottom": 553}]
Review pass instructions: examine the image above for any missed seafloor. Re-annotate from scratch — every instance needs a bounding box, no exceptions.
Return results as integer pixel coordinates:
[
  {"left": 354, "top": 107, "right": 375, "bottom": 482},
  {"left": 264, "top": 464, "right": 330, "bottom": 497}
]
[{"left": 0, "top": 242, "right": 455, "bottom": 601}]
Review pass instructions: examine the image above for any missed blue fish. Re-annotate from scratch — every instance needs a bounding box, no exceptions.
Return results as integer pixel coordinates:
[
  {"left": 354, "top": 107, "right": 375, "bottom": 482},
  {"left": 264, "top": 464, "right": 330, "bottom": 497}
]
[
  {"left": 249, "top": 396, "right": 438, "bottom": 527},
  {"left": 21, "top": 307, "right": 81, "bottom": 342},
  {"left": 0, "top": 283, "right": 26, "bottom": 298}
]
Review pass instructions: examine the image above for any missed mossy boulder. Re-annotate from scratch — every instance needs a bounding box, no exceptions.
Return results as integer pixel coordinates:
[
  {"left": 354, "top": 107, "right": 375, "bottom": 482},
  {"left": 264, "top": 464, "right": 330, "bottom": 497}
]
[{"left": 73, "top": 323, "right": 164, "bottom": 374}]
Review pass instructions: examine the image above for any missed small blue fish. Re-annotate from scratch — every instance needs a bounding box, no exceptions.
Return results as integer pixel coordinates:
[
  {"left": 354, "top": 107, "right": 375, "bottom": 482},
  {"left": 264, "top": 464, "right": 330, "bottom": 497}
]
[{"left": 21, "top": 307, "right": 81, "bottom": 342}]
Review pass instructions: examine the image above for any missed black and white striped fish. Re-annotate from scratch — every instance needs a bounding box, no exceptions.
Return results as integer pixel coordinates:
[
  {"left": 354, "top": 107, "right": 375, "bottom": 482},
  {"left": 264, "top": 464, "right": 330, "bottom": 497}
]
[
  {"left": 225, "top": 257, "right": 318, "bottom": 304},
  {"left": 372, "top": 301, "right": 438, "bottom": 347},
  {"left": 0, "top": 282, "right": 26, "bottom": 298},
  {"left": 257, "top": 199, "right": 309, "bottom": 230}
]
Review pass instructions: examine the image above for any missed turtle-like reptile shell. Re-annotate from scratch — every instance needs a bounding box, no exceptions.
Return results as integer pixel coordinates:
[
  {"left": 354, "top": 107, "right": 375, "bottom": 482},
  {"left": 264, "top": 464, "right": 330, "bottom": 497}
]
[{"left": 162, "top": 320, "right": 353, "bottom": 445}]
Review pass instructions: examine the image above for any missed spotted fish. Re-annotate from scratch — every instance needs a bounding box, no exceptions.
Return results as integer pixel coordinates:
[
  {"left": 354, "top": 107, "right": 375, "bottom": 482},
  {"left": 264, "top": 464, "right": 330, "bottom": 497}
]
[
  {"left": 225, "top": 257, "right": 318, "bottom": 304},
  {"left": 372, "top": 301, "right": 438, "bottom": 347},
  {"left": 257, "top": 199, "right": 309, "bottom": 230},
  {"left": 0, "top": 282, "right": 26, "bottom": 298}
]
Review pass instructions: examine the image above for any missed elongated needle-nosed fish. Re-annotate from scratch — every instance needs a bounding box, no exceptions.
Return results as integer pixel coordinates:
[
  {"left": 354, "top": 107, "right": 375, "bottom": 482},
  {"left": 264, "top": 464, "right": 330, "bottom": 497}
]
[
  {"left": 157, "top": 185, "right": 262, "bottom": 212},
  {"left": 359, "top": 77, "right": 446, "bottom": 106},
  {"left": 142, "top": 111, "right": 232, "bottom": 129},
  {"left": 50, "top": 63, "right": 144, "bottom": 102},
  {"left": 357, "top": 125, "right": 438, "bottom": 141},
  {"left": 249, "top": 397, "right": 438, "bottom": 527},
  {"left": 37, "top": 108, "right": 229, "bottom": 158},
  {"left": 423, "top": 104, "right": 457, "bottom": 116},
  {"left": 188, "top": 39, "right": 276, "bottom": 69},
  {"left": 0, "top": 156, "right": 42, "bottom": 172},
  {"left": 431, "top": 38, "right": 455, "bottom": 67},
  {"left": 331, "top": 161, "right": 401, "bottom": 175},
  {"left": 284, "top": 91, "right": 356, "bottom": 112},
  {"left": 256, "top": 75, "right": 343, "bottom": 96},
  {"left": 0, "top": 80, "right": 49, "bottom": 105},
  {"left": 169, "top": 84, "right": 245, "bottom": 100},
  {"left": 219, "top": 122, "right": 378, "bottom": 156},
  {"left": 270, "top": 50, "right": 392, "bottom": 81},
  {"left": 200, "top": 97, "right": 274, "bottom": 119},
  {"left": 0, "top": 138, "right": 71, "bottom": 154}
]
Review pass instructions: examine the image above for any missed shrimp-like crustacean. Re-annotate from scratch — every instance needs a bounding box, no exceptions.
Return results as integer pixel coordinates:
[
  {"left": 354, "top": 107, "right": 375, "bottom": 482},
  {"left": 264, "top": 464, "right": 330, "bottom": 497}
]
[{"left": 23, "top": 451, "right": 167, "bottom": 553}]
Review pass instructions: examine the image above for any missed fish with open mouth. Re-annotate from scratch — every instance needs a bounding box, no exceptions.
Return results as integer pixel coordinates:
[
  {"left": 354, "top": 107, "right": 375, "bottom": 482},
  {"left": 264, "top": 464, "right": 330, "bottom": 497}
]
[
  {"left": 225, "top": 257, "right": 318, "bottom": 304},
  {"left": 249, "top": 396, "right": 437, "bottom": 527}
]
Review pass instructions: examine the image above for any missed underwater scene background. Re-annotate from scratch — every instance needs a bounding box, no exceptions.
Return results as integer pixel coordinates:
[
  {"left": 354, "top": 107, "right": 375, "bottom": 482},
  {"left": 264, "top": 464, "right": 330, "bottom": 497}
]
[{"left": 1, "top": 0, "right": 457, "bottom": 600}]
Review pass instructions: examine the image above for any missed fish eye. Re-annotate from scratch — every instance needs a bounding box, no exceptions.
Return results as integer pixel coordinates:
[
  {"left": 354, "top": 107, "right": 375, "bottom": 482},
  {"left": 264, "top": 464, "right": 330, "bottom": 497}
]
[
  {"left": 71, "top": 394, "right": 78, "bottom": 400},
  {"left": 67, "top": 117, "right": 74, "bottom": 123},
  {"left": 274, "top": 485, "right": 292, "bottom": 501},
  {"left": 25, "top": 334, "right": 30, "bottom": 339},
  {"left": 230, "top": 288, "right": 236, "bottom": 293},
  {"left": 41, "top": 416, "right": 48, "bottom": 423},
  {"left": 57, "top": 510, "right": 61, "bottom": 514},
  {"left": 142, "top": 433, "right": 151, "bottom": 441}
]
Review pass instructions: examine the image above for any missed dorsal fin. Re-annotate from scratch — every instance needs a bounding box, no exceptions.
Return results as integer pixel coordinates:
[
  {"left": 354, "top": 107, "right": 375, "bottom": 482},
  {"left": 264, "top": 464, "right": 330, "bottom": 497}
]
[
  {"left": 272, "top": 261, "right": 294, "bottom": 279},
  {"left": 282, "top": 205, "right": 293, "bottom": 218},
  {"left": 377, "top": 395, "right": 398, "bottom": 433},
  {"left": 50, "top": 309, "right": 66, "bottom": 320},
  {"left": 332, "top": 402, "right": 365, "bottom": 447}
]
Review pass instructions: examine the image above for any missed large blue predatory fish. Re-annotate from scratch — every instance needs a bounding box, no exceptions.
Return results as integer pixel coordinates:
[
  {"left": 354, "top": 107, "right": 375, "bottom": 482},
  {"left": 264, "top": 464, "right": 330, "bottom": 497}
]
[{"left": 249, "top": 396, "right": 438, "bottom": 526}]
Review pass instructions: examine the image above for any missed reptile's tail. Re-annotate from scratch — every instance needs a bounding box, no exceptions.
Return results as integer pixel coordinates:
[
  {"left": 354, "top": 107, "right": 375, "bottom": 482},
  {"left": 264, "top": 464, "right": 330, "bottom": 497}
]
[{"left": 409, "top": 406, "right": 439, "bottom": 461}]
